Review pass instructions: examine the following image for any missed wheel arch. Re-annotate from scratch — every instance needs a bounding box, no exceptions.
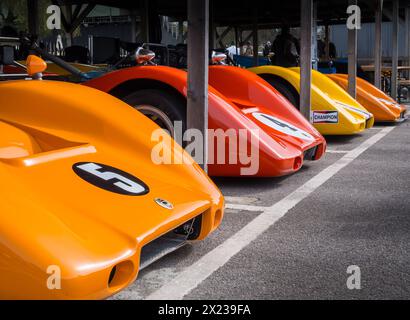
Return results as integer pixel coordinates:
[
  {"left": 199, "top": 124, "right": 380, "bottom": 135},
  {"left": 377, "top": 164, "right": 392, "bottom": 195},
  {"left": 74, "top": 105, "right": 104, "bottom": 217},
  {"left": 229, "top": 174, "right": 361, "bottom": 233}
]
[
  {"left": 109, "top": 78, "right": 187, "bottom": 108},
  {"left": 258, "top": 73, "right": 300, "bottom": 107}
]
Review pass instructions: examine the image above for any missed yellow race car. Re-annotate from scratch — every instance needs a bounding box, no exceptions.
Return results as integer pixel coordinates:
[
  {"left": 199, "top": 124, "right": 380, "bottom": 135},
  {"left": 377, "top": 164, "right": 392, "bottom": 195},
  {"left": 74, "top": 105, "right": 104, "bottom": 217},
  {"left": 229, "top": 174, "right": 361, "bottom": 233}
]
[
  {"left": 249, "top": 66, "right": 374, "bottom": 135},
  {"left": 0, "top": 53, "right": 224, "bottom": 299}
]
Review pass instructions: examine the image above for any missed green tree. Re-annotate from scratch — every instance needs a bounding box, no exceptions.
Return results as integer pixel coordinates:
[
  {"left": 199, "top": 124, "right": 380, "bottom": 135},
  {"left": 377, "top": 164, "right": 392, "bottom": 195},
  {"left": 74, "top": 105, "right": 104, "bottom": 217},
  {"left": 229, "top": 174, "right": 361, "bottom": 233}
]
[
  {"left": 0, "top": 0, "right": 28, "bottom": 32},
  {"left": 0, "top": 0, "right": 53, "bottom": 37}
]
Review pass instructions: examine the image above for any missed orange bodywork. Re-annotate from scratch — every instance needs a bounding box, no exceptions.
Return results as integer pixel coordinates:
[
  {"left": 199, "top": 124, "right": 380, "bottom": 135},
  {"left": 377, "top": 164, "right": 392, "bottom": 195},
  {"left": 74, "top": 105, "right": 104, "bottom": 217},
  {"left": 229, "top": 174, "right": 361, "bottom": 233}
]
[
  {"left": 0, "top": 79, "right": 224, "bottom": 299},
  {"left": 327, "top": 74, "right": 407, "bottom": 122}
]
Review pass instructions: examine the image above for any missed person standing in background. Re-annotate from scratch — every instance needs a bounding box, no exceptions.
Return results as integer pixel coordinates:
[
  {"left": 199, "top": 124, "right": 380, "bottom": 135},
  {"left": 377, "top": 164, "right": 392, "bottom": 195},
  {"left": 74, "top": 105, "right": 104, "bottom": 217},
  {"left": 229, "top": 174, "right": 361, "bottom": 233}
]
[{"left": 271, "top": 25, "right": 300, "bottom": 67}]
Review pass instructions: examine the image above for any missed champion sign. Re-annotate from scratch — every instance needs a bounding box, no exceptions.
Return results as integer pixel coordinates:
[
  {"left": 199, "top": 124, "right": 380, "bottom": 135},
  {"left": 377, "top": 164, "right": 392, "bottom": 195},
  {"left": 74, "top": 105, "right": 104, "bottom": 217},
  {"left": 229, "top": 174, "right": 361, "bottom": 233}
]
[{"left": 311, "top": 111, "right": 339, "bottom": 124}]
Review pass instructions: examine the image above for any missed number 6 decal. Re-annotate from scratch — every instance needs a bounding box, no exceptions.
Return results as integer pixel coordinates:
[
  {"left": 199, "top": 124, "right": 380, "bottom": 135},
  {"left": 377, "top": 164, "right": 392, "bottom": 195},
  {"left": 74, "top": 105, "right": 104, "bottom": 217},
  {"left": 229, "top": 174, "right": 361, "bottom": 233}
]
[{"left": 73, "top": 162, "right": 149, "bottom": 196}]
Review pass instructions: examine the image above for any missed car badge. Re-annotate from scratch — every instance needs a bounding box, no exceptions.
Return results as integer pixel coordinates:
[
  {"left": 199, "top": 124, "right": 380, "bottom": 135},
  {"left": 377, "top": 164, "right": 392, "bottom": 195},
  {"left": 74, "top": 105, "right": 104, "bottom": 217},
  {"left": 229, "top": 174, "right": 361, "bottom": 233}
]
[{"left": 155, "top": 198, "right": 174, "bottom": 210}]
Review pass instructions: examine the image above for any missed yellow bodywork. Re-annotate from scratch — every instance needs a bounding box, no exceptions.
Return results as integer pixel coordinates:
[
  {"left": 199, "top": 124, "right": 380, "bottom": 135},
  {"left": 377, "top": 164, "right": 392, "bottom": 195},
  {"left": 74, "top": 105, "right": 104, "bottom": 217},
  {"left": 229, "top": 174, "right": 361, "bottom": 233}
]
[
  {"left": 0, "top": 79, "right": 224, "bottom": 299},
  {"left": 249, "top": 66, "right": 374, "bottom": 135}
]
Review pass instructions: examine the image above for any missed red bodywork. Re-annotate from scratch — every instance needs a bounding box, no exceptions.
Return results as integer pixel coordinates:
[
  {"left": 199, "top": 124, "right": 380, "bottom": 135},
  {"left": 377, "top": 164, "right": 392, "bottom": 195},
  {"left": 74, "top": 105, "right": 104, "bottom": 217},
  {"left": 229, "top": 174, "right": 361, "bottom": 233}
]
[{"left": 84, "top": 65, "right": 325, "bottom": 177}]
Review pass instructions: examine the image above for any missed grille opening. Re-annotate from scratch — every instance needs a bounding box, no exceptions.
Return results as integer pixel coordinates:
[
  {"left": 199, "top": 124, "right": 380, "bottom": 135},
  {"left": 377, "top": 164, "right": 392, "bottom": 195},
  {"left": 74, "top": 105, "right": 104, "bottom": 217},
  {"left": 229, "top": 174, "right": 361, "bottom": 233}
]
[
  {"left": 303, "top": 146, "right": 318, "bottom": 161},
  {"left": 140, "top": 215, "right": 203, "bottom": 270},
  {"left": 365, "top": 119, "right": 372, "bottom": 128},
  {"left": 108, "top": 266, "right": 117, "bottom": 285},
  {"left": 213, "top": 209, "right": 223, "bottom": 229},
  {"left": 107, "top": 261, "right": 134, "bottom": 289},
  {"left": 293, "top": 156, "right": 302, "bottom": 170}
]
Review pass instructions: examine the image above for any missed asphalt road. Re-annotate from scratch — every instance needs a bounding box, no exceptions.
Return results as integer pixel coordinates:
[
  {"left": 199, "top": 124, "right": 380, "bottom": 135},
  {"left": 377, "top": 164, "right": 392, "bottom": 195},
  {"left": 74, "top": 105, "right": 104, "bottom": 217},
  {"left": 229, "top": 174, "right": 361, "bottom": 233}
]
[{"left": 113, "top": 114, "right": 410, "bottom": 300}]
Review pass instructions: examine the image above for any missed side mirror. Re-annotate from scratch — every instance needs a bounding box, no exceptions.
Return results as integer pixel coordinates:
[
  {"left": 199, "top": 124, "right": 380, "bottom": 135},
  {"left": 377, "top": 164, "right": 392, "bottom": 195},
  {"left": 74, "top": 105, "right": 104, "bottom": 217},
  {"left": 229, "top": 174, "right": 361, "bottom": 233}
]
[
  {"left": 211, "top": 51, "right": 227, "bottom": 65},
  {"left": 26, "top": 55, "right": 47, "bottom": 80},
  {"left": 135, "top": 47, "right": 156, "bottom": 65},
  {"left": 0, "top": 46, "right": 15, "bottom": 65}
]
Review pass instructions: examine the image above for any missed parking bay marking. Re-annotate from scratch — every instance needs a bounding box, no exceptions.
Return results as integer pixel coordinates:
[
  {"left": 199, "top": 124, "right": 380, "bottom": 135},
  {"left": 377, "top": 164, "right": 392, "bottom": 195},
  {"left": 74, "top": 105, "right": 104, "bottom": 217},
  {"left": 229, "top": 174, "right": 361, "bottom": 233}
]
[
  {"left": 326, "top": 149, "right": 350, "bottom": 154},
  {"left": 224, "top": 196, "right": 260, "bottom": 205},
  {"left": 145, "top": 126, "right": 395, "bottom": 300},
  {"left": 225, "top": 203, "right": 266, "bottom": 211}
]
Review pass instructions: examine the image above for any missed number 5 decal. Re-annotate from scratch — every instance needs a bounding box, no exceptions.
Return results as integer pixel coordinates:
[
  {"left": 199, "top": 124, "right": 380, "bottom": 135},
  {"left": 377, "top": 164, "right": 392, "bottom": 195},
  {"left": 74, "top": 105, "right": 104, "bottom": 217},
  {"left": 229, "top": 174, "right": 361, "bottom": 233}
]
[{"left": 73, "top": 162, "right": 149, "bottom": 196}]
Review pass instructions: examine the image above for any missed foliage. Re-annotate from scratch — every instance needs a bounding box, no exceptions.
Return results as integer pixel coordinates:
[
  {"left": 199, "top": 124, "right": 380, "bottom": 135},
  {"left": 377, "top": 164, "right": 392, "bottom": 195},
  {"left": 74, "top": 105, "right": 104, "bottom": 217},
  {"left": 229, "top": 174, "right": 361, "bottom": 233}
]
[{"left": 0, "top": 0, "right": 53, "bottom": 37}]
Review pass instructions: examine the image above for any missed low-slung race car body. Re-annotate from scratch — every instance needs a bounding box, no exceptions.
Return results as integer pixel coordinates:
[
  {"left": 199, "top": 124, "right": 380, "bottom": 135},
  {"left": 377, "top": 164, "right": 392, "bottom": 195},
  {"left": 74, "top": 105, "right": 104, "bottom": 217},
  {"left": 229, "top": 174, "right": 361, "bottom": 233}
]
[
  {"left": 249, "top": 66, "right": 375, "bottom": 135},
  {"left": 326, "top": 74, "right": 407, "bottom": 122},
  {"left": 0, "top": 55, "right": 224, "bottom": 299},
  {"left": 84, "top": 64, "right": 326, "bottom": 177}
]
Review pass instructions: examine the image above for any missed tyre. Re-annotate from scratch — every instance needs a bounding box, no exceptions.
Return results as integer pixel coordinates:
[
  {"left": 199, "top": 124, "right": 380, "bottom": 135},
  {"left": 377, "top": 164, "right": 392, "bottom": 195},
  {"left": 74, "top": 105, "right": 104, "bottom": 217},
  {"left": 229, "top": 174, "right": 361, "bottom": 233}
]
[
  {"left": 262, "top": 76, "right": 300, "bottom": 110},
  {"left": 122, "top": 89, "right": 186, "bottom": 137}
]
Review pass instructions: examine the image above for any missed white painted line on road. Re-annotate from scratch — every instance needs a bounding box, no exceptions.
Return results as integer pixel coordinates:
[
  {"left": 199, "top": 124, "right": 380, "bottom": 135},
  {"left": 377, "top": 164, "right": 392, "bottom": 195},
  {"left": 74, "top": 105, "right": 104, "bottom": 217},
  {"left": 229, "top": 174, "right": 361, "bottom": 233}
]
[
  {"left": 145, "top": 127, "right": 395, "bottom": 300},
  {"left": 225, "top": 203, "right": 266, "bottom": 212},
  {"left": 224, "top": 196, "right": 259, "bottom": 205},
  {"left": 326, "top": 149, "right": 349, "bottom": 154}
]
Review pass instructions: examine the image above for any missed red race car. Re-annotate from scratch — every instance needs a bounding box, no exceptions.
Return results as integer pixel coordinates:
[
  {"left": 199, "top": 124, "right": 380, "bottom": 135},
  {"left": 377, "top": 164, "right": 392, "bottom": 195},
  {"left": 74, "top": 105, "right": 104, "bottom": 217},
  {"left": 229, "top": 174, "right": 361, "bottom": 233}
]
[{"left": 83, "top": 55, "right": 326, "bottom": 177}]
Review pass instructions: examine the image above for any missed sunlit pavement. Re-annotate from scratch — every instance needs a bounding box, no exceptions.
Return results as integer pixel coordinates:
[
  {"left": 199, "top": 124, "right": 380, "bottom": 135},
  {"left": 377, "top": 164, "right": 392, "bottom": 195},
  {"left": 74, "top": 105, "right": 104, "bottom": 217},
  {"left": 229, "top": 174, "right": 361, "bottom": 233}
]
[{"left": 113, "top": 111, "right": 410, "bottom": 300}]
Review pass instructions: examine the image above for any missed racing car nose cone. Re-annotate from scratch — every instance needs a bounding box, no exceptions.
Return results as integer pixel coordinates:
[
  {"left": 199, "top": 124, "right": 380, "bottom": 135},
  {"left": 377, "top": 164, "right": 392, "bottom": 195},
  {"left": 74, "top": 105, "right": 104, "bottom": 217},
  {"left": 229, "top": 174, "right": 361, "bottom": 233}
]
[{"left": 154, "top": 198, "right": 174, "bottom": 210}]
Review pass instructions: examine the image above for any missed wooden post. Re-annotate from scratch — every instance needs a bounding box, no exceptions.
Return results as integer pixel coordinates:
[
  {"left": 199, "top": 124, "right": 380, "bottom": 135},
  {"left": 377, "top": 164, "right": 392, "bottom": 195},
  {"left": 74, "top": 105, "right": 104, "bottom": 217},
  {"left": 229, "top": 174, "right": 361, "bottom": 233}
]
[
  {"left": 405, "top": 6, "right": 410, "bottom": 79},
  {"left": 27, "top": 0, "right": 39, "bottom": 36},
  {"left": 235, "top": 27, "right": 240, "bottom": 56},
  {"left": 391, "top": 0, "right": 399, "bottom": 100},
  {"left": 209, "top": 0, "right": 215, "bottom": 49},
  {"left": 374, "top": 0, "right": 383, "bottom": 89},
  {"left": 179, "top": 20, "right": 185, "bottom": 43},
  {"left": 347, "top": 0, "right": 358, "bottom": 99},
  {"left": 140, "top": 0, "right": 150, "bottom": 42},
  {"left": 130, "top": 9, "right": 138, "bottom": 43},
  {"left": 300, "top": 0, "right": 313, "bottom": 121},
  {"left": 253, "top": 7, "right": 259, "bottom": 66},
  {"left": 312, "top": 0, "right": 318, "bottom": 70},
  {"left": 187, "top": 0, "right": 209, "bottom": 171},
  {"left": 324, "top": 24, "right": 330, "bottom": 61}
]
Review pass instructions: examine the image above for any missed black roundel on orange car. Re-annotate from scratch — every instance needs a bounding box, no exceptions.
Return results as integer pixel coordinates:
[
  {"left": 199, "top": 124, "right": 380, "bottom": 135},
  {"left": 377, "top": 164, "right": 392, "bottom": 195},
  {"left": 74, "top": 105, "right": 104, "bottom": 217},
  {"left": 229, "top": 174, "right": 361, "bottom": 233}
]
[{"left": 72, "top": 162, "right": 149, "bottom": 196}]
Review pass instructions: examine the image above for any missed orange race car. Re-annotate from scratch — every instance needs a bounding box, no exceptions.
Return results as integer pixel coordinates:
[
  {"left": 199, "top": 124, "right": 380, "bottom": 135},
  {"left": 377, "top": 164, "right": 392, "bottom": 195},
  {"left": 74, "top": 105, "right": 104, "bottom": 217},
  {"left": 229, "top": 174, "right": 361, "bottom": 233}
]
[
  {"left": 327, "top": 74, "right": 407, "bottom": 122},
  {"left": 0, "top": 50, "right": 224, "bottom": 299}
]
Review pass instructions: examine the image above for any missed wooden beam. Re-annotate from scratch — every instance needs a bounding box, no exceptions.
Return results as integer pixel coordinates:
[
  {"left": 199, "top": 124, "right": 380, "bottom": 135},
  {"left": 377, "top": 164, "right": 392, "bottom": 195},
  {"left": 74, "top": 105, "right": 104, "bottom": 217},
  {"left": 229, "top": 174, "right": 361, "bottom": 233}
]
[
  {"left": 300, "top": 0, "right": 313, "bottom": 121},
  {"left": 51, "top": 0, "right": 70, "bottom": 33},
  {"left": 241, "top": 31, "right": 253, "bottom": 46},
  {"left": 71, "top": 4, "right": 82, "bottom": 23},
  {"left": 67, "top": 4, "right": 95, "bottom": 34},
  {"left": 187, "top": 0, "right": 209, "bottom": 171},
  {"left": 216, "top": 26, "right": 232, "bottom": 48}
]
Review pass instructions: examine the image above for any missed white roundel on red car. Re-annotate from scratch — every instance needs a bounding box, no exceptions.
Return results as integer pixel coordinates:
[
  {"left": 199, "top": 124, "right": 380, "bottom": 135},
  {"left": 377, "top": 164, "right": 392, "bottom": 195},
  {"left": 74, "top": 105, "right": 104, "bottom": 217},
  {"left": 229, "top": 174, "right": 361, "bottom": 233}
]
[{"left": 252, "top": 112, "right": 315, "bottom": 141}]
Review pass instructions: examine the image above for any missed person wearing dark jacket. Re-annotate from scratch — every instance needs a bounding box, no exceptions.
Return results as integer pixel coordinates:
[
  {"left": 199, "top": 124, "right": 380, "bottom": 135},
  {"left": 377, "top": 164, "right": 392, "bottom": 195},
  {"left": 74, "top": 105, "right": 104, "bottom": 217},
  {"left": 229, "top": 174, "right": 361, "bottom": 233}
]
[{"left": 272, "top": 26, "right": 300, "bottom": 67}]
